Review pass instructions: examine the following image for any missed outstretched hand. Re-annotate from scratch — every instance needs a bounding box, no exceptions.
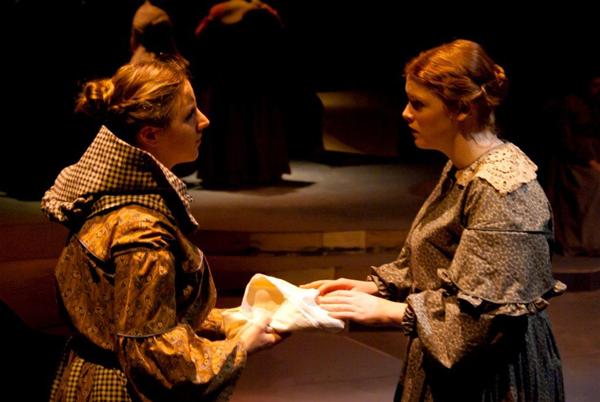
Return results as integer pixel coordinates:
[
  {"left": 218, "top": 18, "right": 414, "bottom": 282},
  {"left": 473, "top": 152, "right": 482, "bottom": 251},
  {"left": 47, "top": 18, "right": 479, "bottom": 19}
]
[
  {"left": 317, "top": 290, "right": 407, "bottom": 326},
  {"left": 238, "top": 314, "right": 286, "bottom": 354},
  {"left": 300, "top": 278, "right": 378, "bottom": 296}
]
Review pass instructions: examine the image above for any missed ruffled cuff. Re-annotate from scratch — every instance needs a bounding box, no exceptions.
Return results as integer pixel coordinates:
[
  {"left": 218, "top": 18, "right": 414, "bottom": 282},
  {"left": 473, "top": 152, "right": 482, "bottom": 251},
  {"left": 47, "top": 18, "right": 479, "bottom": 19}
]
[
  {"left": 399, "top": 304, "right": 416, "bottom": 335},
  {"left": 119, "top": 324, "right": 246, "bottom": 401},
  {"left": 438, "top": 268, "right": 567, "bottom": 317},
  {"left": 195, "top": 308, "right": 228, "bottom": 340},
  {"left": 466, "top": 280, "right": 566, "bottom": 316},
  {"left": 367, "top": 274, "right": 391, "bottom": 298}
]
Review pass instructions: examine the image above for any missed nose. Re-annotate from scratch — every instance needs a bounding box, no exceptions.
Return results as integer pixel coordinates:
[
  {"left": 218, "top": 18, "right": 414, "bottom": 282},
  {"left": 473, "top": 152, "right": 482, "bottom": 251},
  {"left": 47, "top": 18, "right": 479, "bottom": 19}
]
[
  {"left": 196, "top": 108, "right": 210, "bottom": 130},
  {"left": 402, "top": 104, "right": 413, "bottom": 123}
]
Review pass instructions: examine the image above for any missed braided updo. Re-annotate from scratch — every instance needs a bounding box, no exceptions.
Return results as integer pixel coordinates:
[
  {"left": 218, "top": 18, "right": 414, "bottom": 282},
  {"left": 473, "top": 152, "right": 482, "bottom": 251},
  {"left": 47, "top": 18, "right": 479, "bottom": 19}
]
[{"left": 75, "top": 56, "right": 189, "bottom": 143}]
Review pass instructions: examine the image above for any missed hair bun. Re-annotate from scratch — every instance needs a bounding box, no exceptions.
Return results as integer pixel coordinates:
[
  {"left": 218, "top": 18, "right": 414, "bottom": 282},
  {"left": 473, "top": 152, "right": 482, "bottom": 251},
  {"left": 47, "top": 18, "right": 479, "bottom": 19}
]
[
  {"left": 493, "top": 64, "right": 507, "bottom": 86},
  {"left": 75, "top": 78, "right": 115, "bottom": 117},
  {"left": 480, "top": 64, "right": 508, "bottom": 107}
]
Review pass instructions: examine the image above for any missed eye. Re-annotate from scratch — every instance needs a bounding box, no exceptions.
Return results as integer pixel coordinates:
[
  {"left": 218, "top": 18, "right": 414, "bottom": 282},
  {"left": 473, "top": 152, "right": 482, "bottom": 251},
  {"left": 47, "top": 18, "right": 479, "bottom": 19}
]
[
  {"left": 410, "top": 100, "right": 424, "bottom": 111},
  {"left": 186, "top": 108, "right": 196, "bottom": 122}
]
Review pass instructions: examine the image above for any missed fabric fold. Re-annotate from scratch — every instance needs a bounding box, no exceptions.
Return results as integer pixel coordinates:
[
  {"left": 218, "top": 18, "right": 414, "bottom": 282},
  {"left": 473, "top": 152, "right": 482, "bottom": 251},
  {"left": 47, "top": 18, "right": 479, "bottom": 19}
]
[
  {"left": 41, "top": 125, "right": 198, "bottom": 231},
  {"left": 222, "top": 274, "right": 345, "bottom": 334}
]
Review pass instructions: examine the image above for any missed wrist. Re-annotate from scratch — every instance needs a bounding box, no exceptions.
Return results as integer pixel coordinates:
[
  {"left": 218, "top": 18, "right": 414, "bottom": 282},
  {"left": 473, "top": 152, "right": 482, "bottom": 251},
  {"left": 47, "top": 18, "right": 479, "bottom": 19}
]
[
  {"left": 367, "top": 274, "right": 391, "bottom": 297},
  {"left": 363, "top": 281, "right": 379, "bottom": 294},
  {"left": 382, "top": 300, "right": 407, "bottom": 326}
]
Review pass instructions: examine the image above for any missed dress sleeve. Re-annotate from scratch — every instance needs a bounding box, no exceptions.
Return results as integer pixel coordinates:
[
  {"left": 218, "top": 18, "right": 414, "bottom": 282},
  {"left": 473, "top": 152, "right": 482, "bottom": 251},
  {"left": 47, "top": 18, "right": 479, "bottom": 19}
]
[
  {"left": 195, "top": 308, "right": 227, "bottom": 337},
  {"left": 369, "top": 162, "right": 456, "bottom": 301},
  {"left": 403, "top": 290, "right": 508, "bottom": 368},
  {"left": 368, "top": 246, "right": 413, "bottom": 301},
  {"left": 402, "top": 179, "right": 565, "bottom": 369},
  {"left": 113, "top": 249, "right": 246, "bottom": 401}
]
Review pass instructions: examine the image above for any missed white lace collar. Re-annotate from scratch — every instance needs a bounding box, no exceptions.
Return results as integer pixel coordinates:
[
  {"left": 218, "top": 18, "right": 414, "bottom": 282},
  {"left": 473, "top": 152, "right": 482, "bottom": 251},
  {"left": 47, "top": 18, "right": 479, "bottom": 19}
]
[{"left": 453, "top": 142, "right": 538, "bottom": 194}]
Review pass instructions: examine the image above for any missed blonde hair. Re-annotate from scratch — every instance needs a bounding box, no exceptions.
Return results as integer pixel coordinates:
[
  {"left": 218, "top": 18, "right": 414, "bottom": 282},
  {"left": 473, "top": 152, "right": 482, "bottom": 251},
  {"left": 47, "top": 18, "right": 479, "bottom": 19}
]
[
  {"left": 405, "top": 39, "right": 508, "bottom": 132},
  {"left": 76, "top": 57, "right": 189, "bottom": 143}
]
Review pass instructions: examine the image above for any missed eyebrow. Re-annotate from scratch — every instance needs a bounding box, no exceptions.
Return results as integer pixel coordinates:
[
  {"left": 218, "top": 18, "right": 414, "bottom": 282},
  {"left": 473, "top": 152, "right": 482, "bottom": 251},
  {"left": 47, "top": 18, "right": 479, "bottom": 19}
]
[
  {"left": 182, "top": 94, "right": 196, "bottom": 111},
  {"left": 185, "top": 105, "right": 195, "bottom": 118}
]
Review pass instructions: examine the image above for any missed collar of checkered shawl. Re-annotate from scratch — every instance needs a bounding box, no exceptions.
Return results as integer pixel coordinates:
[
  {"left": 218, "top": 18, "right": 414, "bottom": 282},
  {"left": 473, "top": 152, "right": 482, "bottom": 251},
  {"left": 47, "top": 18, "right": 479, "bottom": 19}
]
[{"left": 41, "top": 125, "right": 198, "bottom": 232}]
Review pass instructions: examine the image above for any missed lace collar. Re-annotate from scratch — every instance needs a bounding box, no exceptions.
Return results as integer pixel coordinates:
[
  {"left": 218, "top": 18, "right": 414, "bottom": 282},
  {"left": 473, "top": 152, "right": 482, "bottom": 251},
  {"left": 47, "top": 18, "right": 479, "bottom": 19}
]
[{"left": 453, "top": 142, "right": 538, "bottom": 194}]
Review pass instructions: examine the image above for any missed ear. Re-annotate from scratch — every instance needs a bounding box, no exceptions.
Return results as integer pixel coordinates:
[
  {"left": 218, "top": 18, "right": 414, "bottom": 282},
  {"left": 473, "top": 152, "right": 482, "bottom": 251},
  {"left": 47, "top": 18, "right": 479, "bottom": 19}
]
[
  {"left": 454, "top": 102, "right": 471, "bottom": 122},
  {"left": 136, "top": 125, "right": 161, "bottom": 149}
]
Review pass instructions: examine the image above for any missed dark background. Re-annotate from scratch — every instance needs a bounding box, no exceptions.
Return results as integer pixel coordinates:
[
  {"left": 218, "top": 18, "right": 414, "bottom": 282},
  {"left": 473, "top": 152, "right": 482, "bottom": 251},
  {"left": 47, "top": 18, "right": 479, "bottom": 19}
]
[{"left": 1, "top": 0, "right": 598, "bottom": 198}]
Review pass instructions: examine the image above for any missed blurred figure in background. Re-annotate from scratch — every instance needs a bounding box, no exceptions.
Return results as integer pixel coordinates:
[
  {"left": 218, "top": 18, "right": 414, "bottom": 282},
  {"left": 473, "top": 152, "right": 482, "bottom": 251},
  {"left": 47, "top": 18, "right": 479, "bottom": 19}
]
[
  {"left": 123, "top": 0, "right": 324, "bottom": 187},
  {"left": 192, "top": 0, "right": 293, "bottom": 188},
  {"left": 544, "top": 69, "right": 600, "bottom": 256},
  {"left": 130, "top": 0, "right": 186, "bottom": 65}
]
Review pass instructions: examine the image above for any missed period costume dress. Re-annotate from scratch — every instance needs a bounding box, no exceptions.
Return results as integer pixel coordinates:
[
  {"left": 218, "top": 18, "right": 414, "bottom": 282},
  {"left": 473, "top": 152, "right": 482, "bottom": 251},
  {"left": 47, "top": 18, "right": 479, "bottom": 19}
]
[
  {"left": 369, "top": 143, "right": 566, "bottom": 401},
  {"left": 192, "top": 1, "right": 291, "bottom": 187},
  {"left": 42, "top": 126, "right": 245, "bottom": 401},
  {"left": 129, "top": 0, "right": 180, "bottom": 64}
]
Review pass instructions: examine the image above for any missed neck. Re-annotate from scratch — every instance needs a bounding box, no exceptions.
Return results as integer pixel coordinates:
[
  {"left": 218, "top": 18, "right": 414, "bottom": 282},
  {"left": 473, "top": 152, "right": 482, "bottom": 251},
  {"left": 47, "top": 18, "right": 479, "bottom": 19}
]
[{"left": 446, "top": 129, "right": 502, "bottom": 169}]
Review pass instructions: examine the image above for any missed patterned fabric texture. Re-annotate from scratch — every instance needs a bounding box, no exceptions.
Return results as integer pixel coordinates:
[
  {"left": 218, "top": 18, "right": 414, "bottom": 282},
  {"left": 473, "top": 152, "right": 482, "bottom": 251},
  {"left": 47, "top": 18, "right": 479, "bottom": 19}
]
[
  {"left": 454, "top": 142, "right": 538, "bottom": 194},
  {"left": 45, "top": 126, "right": 247, "bottom": 401},
  {"left": 41, "top": 125, "right": 198, "bottom": 232},
  {"left": 370, "top": 142, "right": 566, "bottom": 401},
  {"left": 50, "top": 338, "right": 132, "bottom": 402}
]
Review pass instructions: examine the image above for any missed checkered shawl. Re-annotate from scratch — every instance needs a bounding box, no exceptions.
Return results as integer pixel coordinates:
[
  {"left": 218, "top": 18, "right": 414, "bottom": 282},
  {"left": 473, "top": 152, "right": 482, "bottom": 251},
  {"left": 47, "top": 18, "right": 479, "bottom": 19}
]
[{"left": 41, "top": 125, "right": 198, "bottom": 231}]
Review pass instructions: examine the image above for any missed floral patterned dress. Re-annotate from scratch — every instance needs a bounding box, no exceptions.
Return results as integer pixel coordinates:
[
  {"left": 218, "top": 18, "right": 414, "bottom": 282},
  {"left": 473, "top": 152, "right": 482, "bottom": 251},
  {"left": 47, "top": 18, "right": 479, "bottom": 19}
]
[{"left": 369, "top": 142, "right": 566, "bottom": 402}]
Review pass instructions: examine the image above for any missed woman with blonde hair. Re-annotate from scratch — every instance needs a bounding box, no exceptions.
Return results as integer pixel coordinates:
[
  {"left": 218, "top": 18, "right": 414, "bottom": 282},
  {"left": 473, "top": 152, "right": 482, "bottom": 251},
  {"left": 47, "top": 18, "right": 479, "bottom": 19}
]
[{"left": 43, "top": 57, "right": 281, "bottom": 401}]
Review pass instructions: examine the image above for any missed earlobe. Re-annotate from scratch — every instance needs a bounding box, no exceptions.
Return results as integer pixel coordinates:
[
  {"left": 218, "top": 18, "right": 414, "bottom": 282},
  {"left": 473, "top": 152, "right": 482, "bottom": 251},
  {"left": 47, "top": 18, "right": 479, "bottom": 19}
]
[
  {"left": 136, "top": 126, "right": 161, "bottom": 148},
  {"left": 455, "top": 102, "right": 471, "bottom": 122},
  {"left": 456, "top": 111, "right": 469, "bottom": 122}
]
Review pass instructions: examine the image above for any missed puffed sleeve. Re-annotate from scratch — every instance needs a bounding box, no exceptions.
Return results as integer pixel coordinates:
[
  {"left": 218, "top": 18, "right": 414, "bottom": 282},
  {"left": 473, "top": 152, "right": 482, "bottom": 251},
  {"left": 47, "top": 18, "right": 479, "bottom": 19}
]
[
  {"left": 195, "top": 308, "right": 228, "bottom": 338},
  {"left": 403, "top": 179, "right": 564, "bottom": 369},
  {"left": 369, "top": 246, "right": 413, "bottom": 300},
  {"left": 112, "top": 242, "right": 246, "bottom": 401},
  {"left": 369, "top": 162, "right": 455, "bottom": 301}
]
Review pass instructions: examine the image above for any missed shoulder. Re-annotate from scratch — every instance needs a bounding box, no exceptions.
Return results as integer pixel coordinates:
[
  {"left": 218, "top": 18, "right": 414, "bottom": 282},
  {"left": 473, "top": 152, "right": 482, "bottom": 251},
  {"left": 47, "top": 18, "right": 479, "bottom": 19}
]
[
  {"left": 455, "top": 144, "right": 551, "bottom": 229},
  {"left": 78, "top": 205, "right": 178, "bottom": 260},
  {"left": 456, "top": 142, "right": 538, "bottom": 195}
]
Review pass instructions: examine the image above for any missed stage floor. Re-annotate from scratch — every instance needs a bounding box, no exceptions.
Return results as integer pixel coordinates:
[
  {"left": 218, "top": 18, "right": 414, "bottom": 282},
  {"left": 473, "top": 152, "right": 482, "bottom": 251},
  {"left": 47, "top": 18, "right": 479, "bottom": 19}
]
[{"left": 1, "top": 156, "right": 599, "bottom": 401}]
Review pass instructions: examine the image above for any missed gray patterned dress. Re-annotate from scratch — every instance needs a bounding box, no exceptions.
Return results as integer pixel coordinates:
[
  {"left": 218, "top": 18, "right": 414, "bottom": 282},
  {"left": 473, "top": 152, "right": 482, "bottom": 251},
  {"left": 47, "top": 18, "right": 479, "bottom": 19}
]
[{"left": 370, "top": 142, "right": 565, "bottom": 402}]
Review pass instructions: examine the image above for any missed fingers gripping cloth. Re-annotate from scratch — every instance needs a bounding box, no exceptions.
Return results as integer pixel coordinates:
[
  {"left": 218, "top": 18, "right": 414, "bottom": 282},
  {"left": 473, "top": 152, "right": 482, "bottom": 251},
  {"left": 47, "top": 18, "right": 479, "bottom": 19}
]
[{"left": 222, "top": 274, "right": 345, "bottom": 335}]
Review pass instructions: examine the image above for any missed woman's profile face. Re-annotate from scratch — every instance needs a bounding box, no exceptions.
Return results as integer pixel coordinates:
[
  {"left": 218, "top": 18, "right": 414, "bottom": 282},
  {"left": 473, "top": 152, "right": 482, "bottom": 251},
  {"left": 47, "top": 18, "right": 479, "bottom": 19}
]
[
  {"left": 155, "top": 80, "right": 210, "bottom": 168},
  {"left": 402, "top": 78, "right": 457, "bottom": 154}
]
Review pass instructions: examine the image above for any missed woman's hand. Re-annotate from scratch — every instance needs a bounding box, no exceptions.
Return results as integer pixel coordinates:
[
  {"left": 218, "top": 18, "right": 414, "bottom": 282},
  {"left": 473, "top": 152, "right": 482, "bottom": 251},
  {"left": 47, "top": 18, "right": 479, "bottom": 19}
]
[
  {"left": 237, "top": 315, "right": 284, "bottom": 354},
  {"left": 300, "top": 278, "right": 378, "bottom": 296},
  {"left": 317, "top": 290, "right": 407, "bottom": 326}
]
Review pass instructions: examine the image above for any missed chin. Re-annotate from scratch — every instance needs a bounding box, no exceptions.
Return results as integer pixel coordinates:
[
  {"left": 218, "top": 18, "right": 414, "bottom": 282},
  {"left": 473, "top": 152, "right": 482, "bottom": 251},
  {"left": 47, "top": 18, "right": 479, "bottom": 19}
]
[
  {"left": 413, "top": 139, "right": 427, "bottom": 149},
  {"left": 414, "top": 138, "right": 437, "bottom": 151},
  {"left": 173, "top": 156, "right": 198, "bottom": 167},
  {"left": 187, "top": 152, "right": 200, "bottom": 163}
]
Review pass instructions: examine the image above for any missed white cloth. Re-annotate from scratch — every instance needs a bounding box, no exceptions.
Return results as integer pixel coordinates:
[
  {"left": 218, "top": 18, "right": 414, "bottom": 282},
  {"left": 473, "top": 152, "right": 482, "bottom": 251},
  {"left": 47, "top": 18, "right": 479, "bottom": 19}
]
[{"left": 222, "top": 274, "right": 345, "bottom": 333}]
